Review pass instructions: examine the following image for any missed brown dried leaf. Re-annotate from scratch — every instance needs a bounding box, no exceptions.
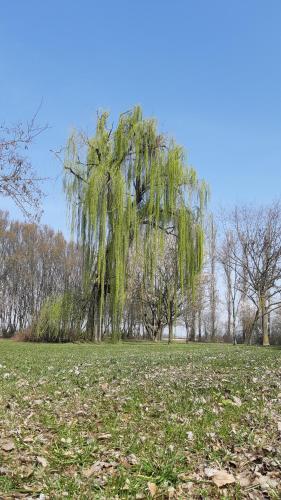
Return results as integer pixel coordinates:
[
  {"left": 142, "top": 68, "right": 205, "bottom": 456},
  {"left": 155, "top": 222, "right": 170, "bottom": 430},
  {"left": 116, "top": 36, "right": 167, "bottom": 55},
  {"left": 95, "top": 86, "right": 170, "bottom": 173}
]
[
  {"left": 82, "top": 461, "right": 118, "bottom": 478},
  {"left": 148, "top": 481, "right": 158, "bottom": 497},
  {"left": 237, "top": 471, "right": 252, "bottom": 487},
  {"left": 0, "top": 467, "right": 9, "bottom": 475},
  {"left": 36, "top": 456, "right": 48, "bottom": 468},
  {"left": 1, "top": 440, "right": 15, "bottom": 452},
  {"left": 125, "top": 453, "right": 139, "bottom": 465},
  {"left": 82, "top": 465, "right": 99, "bottom": 479},
  {"left": 168, "top": 485, "right": 176, "bottom": 498},
  {"left": 23, "top": 436, "right": 34, "bottom": 443},
  {"left": 19, "top": 465, "right": 34, "bottom": 479},
  {"left": 204, "top": 467, "right": 218, "bottom": 478},
  {"left": 212, "top": 470, "right": 235, "bottom": 487},
  {"left": 255, "top": 474, "right": 279, "bottom": 490},
  {"left": 97, "top": 433, "right": 112, "bottom": 440},
  {"left": 232, "top": 396, "right": 242, "bottom": 407}
]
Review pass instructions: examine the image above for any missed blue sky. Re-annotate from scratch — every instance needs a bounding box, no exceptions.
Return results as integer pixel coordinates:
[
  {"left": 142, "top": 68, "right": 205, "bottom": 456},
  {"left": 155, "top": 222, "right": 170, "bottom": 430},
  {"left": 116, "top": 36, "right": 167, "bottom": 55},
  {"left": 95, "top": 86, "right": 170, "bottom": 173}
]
[{"left": 1, "top": 0, "right": 281, "bottom": 236}]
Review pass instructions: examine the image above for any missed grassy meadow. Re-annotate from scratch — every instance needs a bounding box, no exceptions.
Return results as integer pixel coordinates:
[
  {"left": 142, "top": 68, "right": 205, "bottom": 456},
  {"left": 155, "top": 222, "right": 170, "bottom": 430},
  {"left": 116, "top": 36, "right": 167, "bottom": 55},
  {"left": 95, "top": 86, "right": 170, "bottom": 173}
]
[{"left": 0, "top": 341, "right": 280, "bottom": 499}]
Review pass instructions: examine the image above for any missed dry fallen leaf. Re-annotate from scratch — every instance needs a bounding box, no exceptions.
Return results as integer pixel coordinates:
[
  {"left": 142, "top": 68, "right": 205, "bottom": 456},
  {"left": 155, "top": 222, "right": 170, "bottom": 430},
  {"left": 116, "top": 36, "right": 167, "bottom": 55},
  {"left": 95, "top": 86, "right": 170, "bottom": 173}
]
[
  {"left": 212, "top": 470, "right": 235, "bottom": 487},
  {"left": 82, "top": 461, "right": 118, "bottom": 478},
  {"left": 19, "top": 465, "right": 34, "bottom": 479},
  {"left": 125, "top": 453, "right": 139, "bottom": 465},
  {"left": 147, "top": 481, "right": 157, "bottom": 497},
  {"left": 168, "top": 485, "right": 176, "bottom": 498},
  {"left": 1, "top": 440, "right": 15, "bottom": 452},
  {"left": 100, "top": 383, "right": 109, "bottom": 392},
  {"left": 204, "top": 467, "right": 218, "bottom": 478},
  {"left": 255, "top": 474, "right": 279, "bottom": 490},
  {"left": 277, "top": 421, "right": 281, "bottom": 432},
  {"left": 82, "top": 462, "right": 105, "bottom": 478},
  {"left": 237, "top": 471, "right": 252, "bottom": 487},
  {"left": 0, "top": 467, "right": 9, "bottom": 475},
  {"left": 97, "top": 433, "right": 112, "bottom": 440},
  {"left": 36, "top": 456, "right": 49, "bottom": 468},
  {"left": 187, "top": 431, "right": 194, "bottom": 441},
  {"left": 23, "top": 436, "right": 34, "bottom": 443},
  {"left": 232, "top": 396, "right": 242, "bottom": 407},
  {"left": 82, "top": 466, "right": 98, "bottom": 479}
]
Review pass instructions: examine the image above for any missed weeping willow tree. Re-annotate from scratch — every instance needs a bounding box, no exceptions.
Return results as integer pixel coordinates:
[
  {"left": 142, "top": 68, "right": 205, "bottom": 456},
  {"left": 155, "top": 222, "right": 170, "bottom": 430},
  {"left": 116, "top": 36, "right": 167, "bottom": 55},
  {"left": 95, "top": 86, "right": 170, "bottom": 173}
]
[{"left": 64, "top": 106, "right": 208, "bottom": 341}]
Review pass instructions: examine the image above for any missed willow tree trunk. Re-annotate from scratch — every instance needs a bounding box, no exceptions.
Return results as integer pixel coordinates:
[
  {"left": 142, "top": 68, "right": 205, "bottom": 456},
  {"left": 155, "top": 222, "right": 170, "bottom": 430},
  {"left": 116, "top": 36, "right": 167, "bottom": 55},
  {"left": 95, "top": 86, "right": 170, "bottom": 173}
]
[
  {"left": 87, "top": 300, "right": 96, "bottom": 341},
  {"left": 168, "top": 320, "right": 173, "bottom": 344},
  {"left": 185, "top": 322, "right": 189, "bottom": 343},
  {"left": 190, "top": 311, "right": 196, "bottom": 341},
  {"left": 156, "top": 325, "right": 164, "bottom": 341},
  {"left": 198, "top": 310, "right": 202, "bottom": 341}
]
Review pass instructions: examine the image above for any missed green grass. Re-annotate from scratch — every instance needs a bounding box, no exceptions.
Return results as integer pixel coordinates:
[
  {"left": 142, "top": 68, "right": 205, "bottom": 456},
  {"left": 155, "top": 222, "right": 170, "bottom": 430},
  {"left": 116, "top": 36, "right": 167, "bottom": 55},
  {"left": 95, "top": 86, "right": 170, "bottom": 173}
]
[{"left": 0, "top": 341, "right": 280, "bottom": 499}]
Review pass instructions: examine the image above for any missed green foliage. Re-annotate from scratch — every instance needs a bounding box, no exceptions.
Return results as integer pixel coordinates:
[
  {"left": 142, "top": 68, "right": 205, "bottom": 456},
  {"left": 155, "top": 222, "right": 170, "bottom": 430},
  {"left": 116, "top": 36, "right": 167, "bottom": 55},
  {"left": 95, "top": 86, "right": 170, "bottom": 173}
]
[
  {"left": 64, "top": 106, "right": 208, "bottom": 339},
  {"left": 32, "top": 292, "right": 82, "bottom": 342}
]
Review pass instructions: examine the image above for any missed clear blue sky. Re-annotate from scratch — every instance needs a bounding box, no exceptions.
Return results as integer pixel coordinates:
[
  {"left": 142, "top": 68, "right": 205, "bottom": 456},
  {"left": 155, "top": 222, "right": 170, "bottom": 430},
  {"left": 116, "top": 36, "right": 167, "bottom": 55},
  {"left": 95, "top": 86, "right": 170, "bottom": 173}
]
[{"left": 1, "top": 0, "right": 281, "bottom": 235}]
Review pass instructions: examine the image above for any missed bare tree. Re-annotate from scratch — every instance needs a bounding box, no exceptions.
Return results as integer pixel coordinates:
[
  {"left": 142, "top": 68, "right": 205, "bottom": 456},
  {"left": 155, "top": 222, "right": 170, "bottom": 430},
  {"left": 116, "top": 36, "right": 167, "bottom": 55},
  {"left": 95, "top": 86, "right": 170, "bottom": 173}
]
[
  {"left": 219, "top": 231, "right": 242, "bottom": 344},
  {"left": 207, "top": 216, "right": 218, "bottom": 340},
  {"left": 126, "top": 236, "right": 187, "bottom": 342},
  {"left": 183, "top": 271, "right": 208, "bottom": 342},
  {"left": 224, "top": 203, "right": 281, "bottom": 346},
  {"left": 0, "top": 112, "right": 46, "bottom": 220}
]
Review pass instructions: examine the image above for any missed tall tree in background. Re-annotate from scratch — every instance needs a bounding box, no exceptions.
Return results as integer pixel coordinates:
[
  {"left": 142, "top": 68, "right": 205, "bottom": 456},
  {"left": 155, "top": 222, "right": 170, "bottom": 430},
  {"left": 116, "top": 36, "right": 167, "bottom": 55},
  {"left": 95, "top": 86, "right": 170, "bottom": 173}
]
[
  {"left": 219, "top": 230, "right": 241, "bottom": 344},
  {"left": 0, "top": 113, "right": 46, "bottom": 220},
  {"left": 183, "top": 271, "right": 208, "bottom": 341},
  {"left": 64, "top": 106, "right": 207, "bottom": 340},
  {"left": 207, "top": 216, "right": 217, "bottom": 340},
  {"left": 225, "top": 203, "right": 281, "bottom": 346}
]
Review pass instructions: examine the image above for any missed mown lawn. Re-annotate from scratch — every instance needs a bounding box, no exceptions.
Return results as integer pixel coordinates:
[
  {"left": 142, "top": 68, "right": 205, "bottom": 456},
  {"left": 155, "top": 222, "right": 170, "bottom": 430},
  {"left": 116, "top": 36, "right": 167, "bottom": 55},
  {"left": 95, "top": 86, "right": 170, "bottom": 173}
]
[{"left": 0, "top": 341, "right": 280, "bottom": 499}]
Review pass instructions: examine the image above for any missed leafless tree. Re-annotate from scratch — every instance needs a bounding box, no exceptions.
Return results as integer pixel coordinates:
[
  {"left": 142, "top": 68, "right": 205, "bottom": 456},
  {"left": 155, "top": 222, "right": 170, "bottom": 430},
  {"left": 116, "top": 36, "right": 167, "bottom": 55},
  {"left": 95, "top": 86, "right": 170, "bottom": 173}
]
[
  {"left": 125, "top": 236, "right": 186, "bottom": 342},
  {"left": 0, "top": 111, "right": 47, "bottom": 220},
  {"left": 219, "top": 230, "right": 242, "bottom": 344},
  {"left": 182, "top": 271, "right": 209, "bottom": 342},
  {"left": 206, "top": 216, "right": 218, "bottom": 340},
  {"left": 223, "top": 203, "right": 281, "bottom": 346}
]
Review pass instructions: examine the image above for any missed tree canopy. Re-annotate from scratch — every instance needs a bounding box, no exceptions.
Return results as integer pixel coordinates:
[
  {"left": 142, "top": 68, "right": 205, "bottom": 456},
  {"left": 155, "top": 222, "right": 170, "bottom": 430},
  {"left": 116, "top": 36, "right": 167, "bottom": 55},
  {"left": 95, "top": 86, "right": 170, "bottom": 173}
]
[{"left": 64, "top": 106, "right": 208, "bottom": 340}]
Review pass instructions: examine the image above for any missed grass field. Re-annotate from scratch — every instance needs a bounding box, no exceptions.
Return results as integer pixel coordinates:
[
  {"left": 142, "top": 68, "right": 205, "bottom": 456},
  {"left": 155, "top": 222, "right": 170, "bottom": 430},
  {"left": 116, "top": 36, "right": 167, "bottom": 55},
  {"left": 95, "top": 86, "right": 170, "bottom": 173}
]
[{"left": 0, "top": 341, "right": 280, "bottom": 499}]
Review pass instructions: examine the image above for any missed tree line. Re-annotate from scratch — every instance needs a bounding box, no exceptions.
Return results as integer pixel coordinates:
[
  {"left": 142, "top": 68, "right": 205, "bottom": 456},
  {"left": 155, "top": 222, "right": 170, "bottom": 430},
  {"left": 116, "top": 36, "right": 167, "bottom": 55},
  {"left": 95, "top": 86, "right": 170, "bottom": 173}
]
[{"left": 0, "top": 210, "right": 81, "bottom": 338}]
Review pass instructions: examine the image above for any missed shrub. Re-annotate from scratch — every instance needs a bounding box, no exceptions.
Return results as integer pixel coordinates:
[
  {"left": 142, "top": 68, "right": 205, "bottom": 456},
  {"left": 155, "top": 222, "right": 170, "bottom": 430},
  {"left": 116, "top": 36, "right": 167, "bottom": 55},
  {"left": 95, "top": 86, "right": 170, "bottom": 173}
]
[
  {"left": 13, "top": 328, "right": 33, "bottom": 342},
  {"left": 31, "top": 292, "right": 83, "bottom": 342}
]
